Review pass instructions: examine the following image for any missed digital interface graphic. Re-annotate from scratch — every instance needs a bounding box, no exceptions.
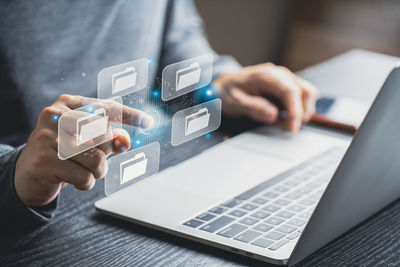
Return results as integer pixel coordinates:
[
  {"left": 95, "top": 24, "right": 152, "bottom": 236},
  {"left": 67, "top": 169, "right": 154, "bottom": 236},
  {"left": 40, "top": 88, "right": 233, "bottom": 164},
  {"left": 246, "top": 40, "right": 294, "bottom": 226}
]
[
  {"left": 98, "top": 58, "right": 149, "bottom": 99},
  {"left": 58, "top": 96, "right": 123, "bottom": 160},
  {"left": 161, "top": 54, "right": 213, "bottom": 101},
  {"left": 105, "top": 142, "right": 160, "bottom": 195},
  {"left": 58, "top": 54, "right": 220, "bottom": 196},
  {"left": 171, "top": 98, "right": 222, "bottom": 146}
]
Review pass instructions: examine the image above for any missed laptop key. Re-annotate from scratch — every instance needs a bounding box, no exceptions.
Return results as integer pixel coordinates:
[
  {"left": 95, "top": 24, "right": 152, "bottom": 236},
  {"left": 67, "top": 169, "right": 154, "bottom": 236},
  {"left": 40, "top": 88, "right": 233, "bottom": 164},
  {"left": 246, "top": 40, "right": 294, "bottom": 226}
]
[
  {"left": 263, "top": 192, "right": 279, "bottom": 199},
  {"left": 264, "top": 217, "right": 284, "bottom": 226},
  {"left": 269, "top": 239, "right": 290, "bottom": 251},
  {"left": 209, "top": 206, "right": 227, "bottom": 214},
  {"left": 287, "top": 205, "right": 306, "bottom": 212},
  {"left": 252, "top": 223, "right": 273, "bottom": 232},
  {"left": 287, "top": 231, "right": 301, "bottom": 240},
  {"left": 252, "top": 197, "right": 268, "bottom": 205},
  {"left": 200, "top": 216, "right": 235, "bottom": 233},
  {"left": 251, "top": 238, "right": 275, "bottom": 248},
  {"left": 297, "top": 187, "right": 313, "bottom": 194},
  {"left": 285, "top": 192, "right": 303, "bottom": 200},
  {"left": 183, "top": 219, "right": 204, "bottom": 228},
  {"left": 276, "top": 224, "right": 297, "bottom": 234},
  {"left": 234, "top": 230, "right": 262, "bottom": 243},
  {"left": 262, "top": 205, "right": 280, "bottom": 212},
  {"left": 229, "top": 210, "right": 247, "bottom": 217},
  {"left": 196, "top": 213, "right": 216, "bottom": 221},
  {"left": 264, "top": 231, "right": 285, "bottom": 240},
  {"left": 276, "top": 210, "right": 295, "bottom": 219},
  {"left": 287, "top": 218, "right": 306, "bottom": 227},
  {"left": 239, "top": 217, "right": 259, "bottom": 226},
  {"left": 284, "top": 180, "right": 300, "bottom": 187},
  {"left": 217, "top": 224, "right": 248, "bottom": 238},
  {"left": 251, "top": 211, "right": 270, "bottom": 219},
  {"left": 299, "top": 198, "right": 316, "bottom": 206},
  {"left": 221, "top": 199, "right": 242, "bottom": 208},
  {"left": 241, "top": 203, "right": 258, "bottom": 211},
  {"left": 274, "top": 186, "right": 290, "bottom": 192},
  {"left": 306, "top": 182, "right": 321, "bottom": 189},
  {"left": 273, "top": 199, "right": 291, "bottom": 206}
]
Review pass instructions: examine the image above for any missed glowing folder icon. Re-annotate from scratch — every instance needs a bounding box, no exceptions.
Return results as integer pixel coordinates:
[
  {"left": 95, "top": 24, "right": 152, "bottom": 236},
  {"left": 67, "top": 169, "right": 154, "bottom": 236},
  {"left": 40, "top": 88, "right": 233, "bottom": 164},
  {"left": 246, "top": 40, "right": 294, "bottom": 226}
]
[
  {"left": 176, "top": 63, "right": 202, "bottom": 91},
  {"left": 120, "top": 152, "right": 148, "bottom": 184},
  {"left": 185, "top": 108, "right": 210, "bottom": 136},
  {"left": 76, "top": 108, "right": 108, "bottom": 146},
  {"left": 112, "top": 66, "right": 137, "bottom": 94}
]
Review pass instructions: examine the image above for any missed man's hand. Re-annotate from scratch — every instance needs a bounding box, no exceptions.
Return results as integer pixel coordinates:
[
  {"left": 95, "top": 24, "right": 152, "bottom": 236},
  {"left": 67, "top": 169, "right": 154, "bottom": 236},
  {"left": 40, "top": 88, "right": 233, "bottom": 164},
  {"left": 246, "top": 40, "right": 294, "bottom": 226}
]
[
  {"left": 14, "top": 94, "right": 153, "bottom": 207},
  {"left": 214, "top": 62, "right": 318, "bottom": 132}
]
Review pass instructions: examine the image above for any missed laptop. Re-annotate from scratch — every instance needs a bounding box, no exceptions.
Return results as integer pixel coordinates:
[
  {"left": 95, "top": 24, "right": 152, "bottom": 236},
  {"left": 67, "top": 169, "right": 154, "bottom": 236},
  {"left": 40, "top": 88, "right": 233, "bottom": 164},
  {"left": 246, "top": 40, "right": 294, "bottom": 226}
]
[{"left": 95, "top": 64, "right": 400, "bottom": 265}]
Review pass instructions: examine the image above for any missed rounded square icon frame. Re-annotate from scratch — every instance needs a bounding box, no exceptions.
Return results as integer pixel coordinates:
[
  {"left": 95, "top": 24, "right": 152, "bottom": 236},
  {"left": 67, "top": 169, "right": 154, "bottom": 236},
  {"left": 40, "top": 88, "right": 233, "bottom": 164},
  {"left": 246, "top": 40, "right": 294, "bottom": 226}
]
[
  {"left": 57, "top": 96, "right": 123, "bottom": 160},
  {"left": 171, "top": 98, "right": 222, "bottom": 146},
  {"left": 98, "top": 58, "right": 149, "bottom": 99},
  {"left": 105, "top": 142, "right": 160, "bottom": 196},
  {"left": 161, "top": 53, "right": 213, "bottom": 101}
]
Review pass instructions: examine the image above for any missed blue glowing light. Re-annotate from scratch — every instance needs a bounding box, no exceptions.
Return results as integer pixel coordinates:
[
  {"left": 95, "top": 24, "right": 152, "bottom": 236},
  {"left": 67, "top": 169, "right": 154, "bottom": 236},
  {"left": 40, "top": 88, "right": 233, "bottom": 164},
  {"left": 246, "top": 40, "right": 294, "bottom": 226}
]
[
  {"left": 205, "top": 133, "right": 212, "bottom": 139},
  {"left": 60, "top": 77, "right": 64, "bottom": 81},
  {"left": 151, "top": 89, "right": 161, "bottom": 98},
  {"left": 206, "top": 89, "right": 213, "bottom": 96},
  {"left": 148, "top": 58, "right": 153, "bottom": 64},
  {"left": 52, "top": 114, "right": 59, "bottom": 122},
  {"left": 134, "top": 138, "right": 142, "bottom": 147},
  {"left": 85, "top": 105, "right": 94, "bottom": 113}
]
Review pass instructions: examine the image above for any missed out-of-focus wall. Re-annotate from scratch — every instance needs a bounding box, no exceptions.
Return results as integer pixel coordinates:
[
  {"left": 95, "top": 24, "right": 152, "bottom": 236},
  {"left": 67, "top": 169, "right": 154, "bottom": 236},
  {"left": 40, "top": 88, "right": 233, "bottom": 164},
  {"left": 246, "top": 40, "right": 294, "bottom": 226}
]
[
  {"left": 194, "top": 0, "right": 291, "bottom": 66},
  {"left": 284, "top": 0, "right": 400, "bottom": 71},
  {"left": 195, "top": 0, "right": 400, "bottom": 71}
]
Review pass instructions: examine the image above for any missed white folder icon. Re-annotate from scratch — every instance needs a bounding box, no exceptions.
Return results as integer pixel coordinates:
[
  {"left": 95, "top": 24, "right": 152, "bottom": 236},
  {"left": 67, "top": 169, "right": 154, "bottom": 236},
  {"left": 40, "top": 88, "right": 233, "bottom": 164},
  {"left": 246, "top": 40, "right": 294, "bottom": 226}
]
[
  {"left": 76, "top": 108, "right": 108, "bottom": 145},
  {"left": 185, "top": 108, "right": 210, "bottom": 136},
  {"left": 176, "top": 63, "right": 202, "bottom": 91},
  {"left": 112, "top": 66, "right": 137, "bottom": 94},
  {"left": 120, "top": 152, "right": 148, "bottom": 184}
]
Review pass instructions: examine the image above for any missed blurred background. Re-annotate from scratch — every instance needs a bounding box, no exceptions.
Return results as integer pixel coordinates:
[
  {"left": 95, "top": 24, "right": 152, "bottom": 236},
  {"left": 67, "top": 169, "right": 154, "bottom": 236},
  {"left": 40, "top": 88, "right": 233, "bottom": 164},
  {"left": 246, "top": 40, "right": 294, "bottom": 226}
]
[{"left": 195, "top": 0, "right": 400, "bottom": 71}]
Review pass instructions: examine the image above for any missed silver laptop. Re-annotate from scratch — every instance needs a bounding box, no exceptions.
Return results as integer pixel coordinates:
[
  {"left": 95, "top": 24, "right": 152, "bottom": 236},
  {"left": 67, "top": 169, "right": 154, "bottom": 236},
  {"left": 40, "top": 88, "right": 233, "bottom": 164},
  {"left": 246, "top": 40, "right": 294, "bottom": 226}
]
[{"left": 96, "top": 65, "right": 400, "bottom": 265}]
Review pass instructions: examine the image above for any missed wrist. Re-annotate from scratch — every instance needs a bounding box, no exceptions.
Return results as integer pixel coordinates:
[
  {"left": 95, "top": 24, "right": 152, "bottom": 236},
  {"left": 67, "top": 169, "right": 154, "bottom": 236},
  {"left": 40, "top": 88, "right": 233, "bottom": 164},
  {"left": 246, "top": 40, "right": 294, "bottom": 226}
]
[{"left": 14, "top": 147, "right": 60, "bottom": 207}]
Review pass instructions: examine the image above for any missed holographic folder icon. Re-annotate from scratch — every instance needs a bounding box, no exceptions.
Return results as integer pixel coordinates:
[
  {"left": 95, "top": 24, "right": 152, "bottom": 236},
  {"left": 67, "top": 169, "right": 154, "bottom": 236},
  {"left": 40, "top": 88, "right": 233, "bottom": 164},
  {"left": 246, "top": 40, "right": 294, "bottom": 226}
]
[
  {"left": 76, "top": 108, "right": 108, "bottom": 146},
  {"left": 176, "top": 63, "right": 201, "bottom": 91},
  {"left": 185, "top": 108, "right": 210, "bottom": 136},
  {"left": 120, "top": 152, "right": 148, "bottom": 184},
  {"left": 112, "top": 66, "right": 137, "bottom": 94}
]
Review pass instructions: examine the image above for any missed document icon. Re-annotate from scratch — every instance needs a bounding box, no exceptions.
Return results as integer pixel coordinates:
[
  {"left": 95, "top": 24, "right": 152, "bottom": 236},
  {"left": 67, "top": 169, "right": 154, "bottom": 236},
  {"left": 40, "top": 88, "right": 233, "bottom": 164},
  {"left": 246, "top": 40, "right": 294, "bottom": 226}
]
[
  {"left": 185, "top": 108, "right": 210, "bottom": 136},
  {"left": 120, "top": 152, "right": 148, "bottom": 184},
  {"left": 112, "top": 66, "right": 137, "bottom": 94},
  {"left": 76, "top": 108, "right": 108, "bottom": 145},
  {"left": 176, "top": 63, "right": 202, "bottom": 91}
]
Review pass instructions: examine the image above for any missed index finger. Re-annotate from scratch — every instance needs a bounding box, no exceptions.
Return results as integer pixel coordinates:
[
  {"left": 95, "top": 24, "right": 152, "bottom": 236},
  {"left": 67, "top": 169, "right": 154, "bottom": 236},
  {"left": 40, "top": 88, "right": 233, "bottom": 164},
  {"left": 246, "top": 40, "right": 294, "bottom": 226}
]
[{"left": 57, "top": 94, "right": 154, "bottom": 128}]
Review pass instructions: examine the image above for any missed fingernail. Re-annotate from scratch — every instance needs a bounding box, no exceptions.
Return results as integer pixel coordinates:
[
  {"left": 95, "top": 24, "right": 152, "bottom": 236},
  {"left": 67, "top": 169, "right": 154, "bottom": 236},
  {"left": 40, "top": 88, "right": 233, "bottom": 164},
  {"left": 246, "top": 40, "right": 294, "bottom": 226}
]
[{"left": 140, "top": 115, "right": 154, "bottom": 129}]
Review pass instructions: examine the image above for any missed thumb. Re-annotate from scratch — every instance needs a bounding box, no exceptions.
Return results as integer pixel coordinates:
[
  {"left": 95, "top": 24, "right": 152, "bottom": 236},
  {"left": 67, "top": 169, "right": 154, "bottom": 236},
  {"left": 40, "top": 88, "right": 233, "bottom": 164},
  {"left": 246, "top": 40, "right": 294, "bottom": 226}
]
[
  {"left": 96, "top": 128, "right": 131, "bottom": 155},
  {"left": 112, "top": 128, "right": 131, "bottom": 154}
]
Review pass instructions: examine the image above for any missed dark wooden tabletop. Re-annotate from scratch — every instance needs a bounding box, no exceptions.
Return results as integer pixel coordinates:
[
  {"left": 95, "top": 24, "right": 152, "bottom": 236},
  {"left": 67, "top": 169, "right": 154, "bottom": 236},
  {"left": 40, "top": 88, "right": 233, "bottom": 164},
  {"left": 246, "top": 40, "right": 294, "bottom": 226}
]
[{"left": 2, "top": 117, "right": 400, "bottom": 267}]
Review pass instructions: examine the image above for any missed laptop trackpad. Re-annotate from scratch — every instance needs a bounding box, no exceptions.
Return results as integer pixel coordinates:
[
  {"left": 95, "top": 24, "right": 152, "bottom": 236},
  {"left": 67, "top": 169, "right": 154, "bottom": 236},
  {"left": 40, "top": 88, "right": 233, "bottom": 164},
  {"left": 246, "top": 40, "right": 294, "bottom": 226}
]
[{"left": 152, "top": 127, "right": 344, "bottom": 200}]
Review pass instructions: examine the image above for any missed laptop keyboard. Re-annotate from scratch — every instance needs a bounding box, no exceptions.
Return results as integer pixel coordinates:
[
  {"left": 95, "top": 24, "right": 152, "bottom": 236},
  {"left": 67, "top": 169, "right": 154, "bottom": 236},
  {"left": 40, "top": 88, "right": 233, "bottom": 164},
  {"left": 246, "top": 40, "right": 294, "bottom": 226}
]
[{"left": 182, "top": 147, "right": 344, "bottom": 251}]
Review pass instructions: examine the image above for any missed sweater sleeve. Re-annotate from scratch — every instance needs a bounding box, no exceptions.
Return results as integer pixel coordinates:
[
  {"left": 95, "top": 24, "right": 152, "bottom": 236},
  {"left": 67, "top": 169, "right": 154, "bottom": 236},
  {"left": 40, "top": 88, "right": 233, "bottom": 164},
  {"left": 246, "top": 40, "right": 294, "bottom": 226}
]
[{"left": 0, "top": 144, "right": 58, "bottom": 227}]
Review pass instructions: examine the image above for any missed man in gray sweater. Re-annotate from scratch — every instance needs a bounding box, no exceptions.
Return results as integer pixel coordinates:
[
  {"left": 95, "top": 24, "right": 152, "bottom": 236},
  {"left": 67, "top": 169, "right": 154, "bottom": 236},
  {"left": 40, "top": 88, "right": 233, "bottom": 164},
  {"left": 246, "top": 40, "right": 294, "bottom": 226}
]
[{"left": 0, "top": 0, "right": 317, "bottom": 226}]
